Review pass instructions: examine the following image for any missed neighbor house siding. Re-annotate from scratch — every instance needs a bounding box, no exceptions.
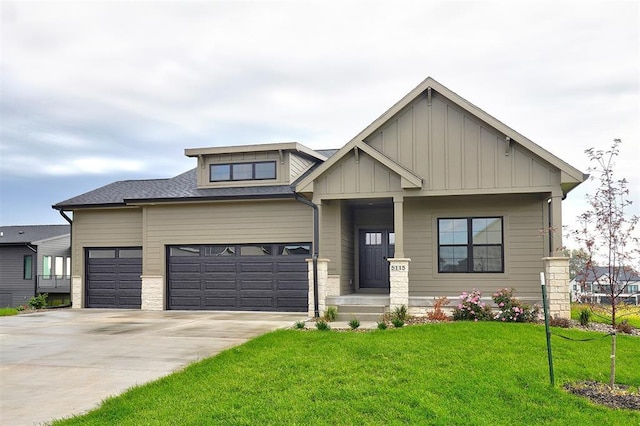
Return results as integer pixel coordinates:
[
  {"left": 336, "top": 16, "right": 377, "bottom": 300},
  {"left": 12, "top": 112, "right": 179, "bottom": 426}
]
[
  {"left": 364, "top": 92, "right": 560, "bottom": 194},
  {"left": 0, "top": 245, "right": 35, "bottom": 307},
  {"left": 142, "top": 200, "right": 313, "bottom": 276},
  {"left": 37, "top": 235, "right": 71, "bottom": 278},
  {"left": 404, "top": 194, "right": 546, "bottom": 300}
]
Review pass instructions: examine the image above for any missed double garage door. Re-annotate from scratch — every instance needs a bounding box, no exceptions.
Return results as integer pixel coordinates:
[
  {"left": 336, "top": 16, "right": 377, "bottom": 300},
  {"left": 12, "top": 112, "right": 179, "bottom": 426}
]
[{"left": 167, "top": 243, "right": 310, "bottom": 312}]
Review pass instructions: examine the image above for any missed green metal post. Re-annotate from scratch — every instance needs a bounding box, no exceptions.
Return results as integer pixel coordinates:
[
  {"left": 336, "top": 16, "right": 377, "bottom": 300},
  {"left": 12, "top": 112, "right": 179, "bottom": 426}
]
[{"left": 540, "top": 272, "right": 555, "bottom": 386}]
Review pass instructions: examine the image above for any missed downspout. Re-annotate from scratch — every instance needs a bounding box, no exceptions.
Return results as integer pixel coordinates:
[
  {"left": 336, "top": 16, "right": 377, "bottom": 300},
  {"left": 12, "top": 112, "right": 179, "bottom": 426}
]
[
  {"left": 294, "top": 193, "right": 320, "bottom": 318},
  {"left": 57, "top": 209, "right": 73, "bottom": 307}
]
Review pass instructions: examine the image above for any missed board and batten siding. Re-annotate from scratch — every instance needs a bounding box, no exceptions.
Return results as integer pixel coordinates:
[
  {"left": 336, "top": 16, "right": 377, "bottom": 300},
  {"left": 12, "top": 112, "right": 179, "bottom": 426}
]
[
  {"left": 142, "top": 200, "right": 313, "bottom": 276},
  {"left": 404, "top": 194, "right": 547, "bottom": 300},
  {"left": 363, "top": 91, "right": 560, "bottom": 194},
  {"left": 72, "top": 208, "right": 143, "bottom": 279}
]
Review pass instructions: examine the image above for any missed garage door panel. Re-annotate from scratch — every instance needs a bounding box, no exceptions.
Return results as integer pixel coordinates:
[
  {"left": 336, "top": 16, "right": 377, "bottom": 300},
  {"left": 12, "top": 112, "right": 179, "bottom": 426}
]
[
  {"left": 168, "top": 280, "right": 200, "bottom": 290},
  {"left": 88, "top": 264, "right": 117, "bottom": 274},
  {"left": 86, "top": 248, "right": 141, "bottom": 309},
  {"left": 168, "top": 243, "right": 309, "bottom": 312},
  {"left": 87, "top": 280, "right": 116, "bottom": 290}
]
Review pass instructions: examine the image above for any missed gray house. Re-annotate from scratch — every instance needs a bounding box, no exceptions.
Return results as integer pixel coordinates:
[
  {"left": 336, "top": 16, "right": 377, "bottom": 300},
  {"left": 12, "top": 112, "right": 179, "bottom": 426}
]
[
  {"left": 0, "top": 225, "right": 71, "bottom": 307},
  {"left": 53, "top": 77, "right": 585, "bottom": 318}
]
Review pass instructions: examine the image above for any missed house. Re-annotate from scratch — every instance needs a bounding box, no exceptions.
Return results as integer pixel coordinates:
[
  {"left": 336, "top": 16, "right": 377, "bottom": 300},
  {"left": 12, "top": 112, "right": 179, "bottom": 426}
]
[
  {"left": 0, "top": 225, "right": 71, "bottom": 307},
  {"left": 571, "top": 266, "right": 640, "bottom": 305},
  {"left": 53, "top": 77, "right": 585, "bottom": 318}
]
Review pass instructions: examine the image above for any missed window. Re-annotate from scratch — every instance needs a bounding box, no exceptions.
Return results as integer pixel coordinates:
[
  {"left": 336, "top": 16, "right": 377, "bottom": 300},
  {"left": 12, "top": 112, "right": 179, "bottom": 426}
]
[
  {"left": 23, "top": 255, "right": 33, "bottom": 280},
  {"left": 66, "top": 257, "right": 71, "bottom": 278},
  {"left": 43, "top": 256, "right": 52, "bottom": 279},
  {"left": 210, "top": 161, "right": 276, "bottom": 182},
  {"left": 55, "top": 256, "right": 64, "bottom": 278},
  {"left": 279, "top": 244, "right": 311, "bottom": 255},
  {"left": 438, "top": 217, "right": 503, "bottom": 273},
  {"left": 240, "top": 245, "right": 271, "bottom": 256}
]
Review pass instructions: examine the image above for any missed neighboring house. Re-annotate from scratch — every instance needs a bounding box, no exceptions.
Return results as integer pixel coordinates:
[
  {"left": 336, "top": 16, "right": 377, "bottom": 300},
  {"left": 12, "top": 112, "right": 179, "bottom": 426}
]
[
  {"left": 571, "top": 266, "right": 640, "bottom": 305},
  {"left": 53, "top": 77, "right": 585, "bottom": 318},
  {"left": 0, "top": 225, "right": 71, "bottom": 307}
]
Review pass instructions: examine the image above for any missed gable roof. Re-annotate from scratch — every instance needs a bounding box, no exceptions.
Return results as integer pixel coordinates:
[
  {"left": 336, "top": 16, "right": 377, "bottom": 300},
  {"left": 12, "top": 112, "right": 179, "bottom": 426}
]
[
  {"left": 0, "top": 225, "right": 70, "bottom": 245},
  {"left": 573, "top": 266, "right": 640, "bottom": 284},
  {"left": 296, "top": 77, "right": 586, "bottom": 194}
]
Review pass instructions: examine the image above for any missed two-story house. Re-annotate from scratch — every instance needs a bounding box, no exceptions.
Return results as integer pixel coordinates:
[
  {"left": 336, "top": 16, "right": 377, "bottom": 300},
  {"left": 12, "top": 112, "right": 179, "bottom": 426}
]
[{"left": 53, "top": 77, "right": 585, "bottom": 318}]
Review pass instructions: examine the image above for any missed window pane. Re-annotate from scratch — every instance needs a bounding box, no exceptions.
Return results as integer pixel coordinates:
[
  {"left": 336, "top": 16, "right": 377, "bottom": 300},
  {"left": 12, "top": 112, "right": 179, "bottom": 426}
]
[
  {"left": 170, "top": 246, "right": 200, "bottom": 257},
  {"left": 88, "top": 249, "right": 116, "bottom": 259},
  {"left": 232, "top": 163, "right": 253, "bottom": 180},
  {"left": 255, "top": 162, "right": 276, "bottom": 179},
  {"left": 365, "top": 232, "right": 382, "bottom": 246},
  {"left": 389, "top": 232, "right": 395, "bottom": 245},
  {"left": 439, "top": 219, "right": 467, "bottom": 245},
  {"left": 43, "top": 256, "right": 52, "bottom": 278},
  {"left": 240, "top": 245, "right": 271, "bottom": 256},
  {"left": 473, "top": 218, "right": 502, "bottom": 244},
  {"left": 55, "top": 256, "right": 64, "bottom": 278},
  {"left": 472, "top": 246, "right": 503, "bottom": 272},
  {"left": 119, "top": 249, "right": 142, "bottom": 258},
  {"left": 210, "top": 164, "right": 230, "bottom": 181},
  {"left": 203, "top": 246, "right": 235, "bottom": 256},
  {"left": 66, "top": 257, "right": 71, "bottom": 278},
  {"left": 439, "top": 246, "right": 468, "bottom": 272},
  {"left": 23, "top": 255, "right": 33, "bottom": 280},
  {"left": 279, "top": 244, "right": 311, "bottom": 255}
]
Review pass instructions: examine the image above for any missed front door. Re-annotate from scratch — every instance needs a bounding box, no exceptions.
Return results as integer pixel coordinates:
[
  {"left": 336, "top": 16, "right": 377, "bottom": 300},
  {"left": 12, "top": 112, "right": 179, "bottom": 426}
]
[{"left": 359, "top": 229, "right": 394, "bottom": 289}]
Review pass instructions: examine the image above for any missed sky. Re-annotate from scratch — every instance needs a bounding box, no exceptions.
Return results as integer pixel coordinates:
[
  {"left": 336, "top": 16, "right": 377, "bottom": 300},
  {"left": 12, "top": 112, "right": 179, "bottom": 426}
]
[{"left": 1, "top": 0, "right": 638, "bottom": 250}]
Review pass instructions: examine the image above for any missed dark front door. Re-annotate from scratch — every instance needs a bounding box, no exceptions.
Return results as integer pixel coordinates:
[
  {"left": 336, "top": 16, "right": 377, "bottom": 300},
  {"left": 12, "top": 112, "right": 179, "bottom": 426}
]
[{"left": 359, "top": 230, "right": 394, "bottom": 289}]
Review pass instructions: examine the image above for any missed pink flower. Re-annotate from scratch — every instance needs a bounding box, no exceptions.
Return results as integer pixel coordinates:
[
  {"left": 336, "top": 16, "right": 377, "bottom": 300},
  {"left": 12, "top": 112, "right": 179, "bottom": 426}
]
[
  {"left": 501, "top": 318, "right": 506, "bottom": 321},
  {"left": 458, "top": 304, "right": 463, "bottom": 309},
  {"left": 499, "top": 302, "right": 504, "bottom": 307}
]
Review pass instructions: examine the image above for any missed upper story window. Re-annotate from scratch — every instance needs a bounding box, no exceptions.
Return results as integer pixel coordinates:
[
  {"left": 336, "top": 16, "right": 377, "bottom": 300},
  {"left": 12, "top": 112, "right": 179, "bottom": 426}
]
[
  {"left": 438, "top": 217, "right": 504, "bottom": 273},
  {"left": 210, "top": 161, "right": 276, "bottom": 182}
]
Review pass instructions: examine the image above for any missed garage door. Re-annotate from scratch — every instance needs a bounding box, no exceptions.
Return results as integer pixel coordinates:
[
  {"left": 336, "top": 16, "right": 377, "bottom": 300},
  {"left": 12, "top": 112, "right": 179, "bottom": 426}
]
[
  {"left": 167, "top": 243, "right": 310, "bottom": 312},
  {"left": 86, "top": 248, "right": 142, "bottom": 309}
]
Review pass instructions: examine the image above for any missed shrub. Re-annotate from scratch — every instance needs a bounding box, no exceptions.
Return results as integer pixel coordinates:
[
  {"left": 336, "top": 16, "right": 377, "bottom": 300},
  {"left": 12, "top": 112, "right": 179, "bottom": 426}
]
[
  {"left": 452, "top": 289, "right": 492, "bottom": 321},
  {"left": 549, "top": 316, "right": 572, "bottom": 328},
  {"left": 391, "top": 318, "right": 404, "bottom": 328},
  {"left": 28, "top": 293, "right": 48, "bottom": 310},
  {"left": 377, "top": 321, "right": 388, "bottom": 330},
  {"left": 294, "top": 321, "right": 305, "bottom": 330},
  {"left": 615, "top": 320, "right": 634, "bottom": 334},
  {"left": 315, "top": 320, "right": 331, "bottom": 331},
  {"left": 348, "top": 317, "right": 360, "bottom": 330},
  {"left": 492, "top": 288, "right": 538, "bottom": 323},
  {"left": 391, "top": 305, "right": 408, "bottom": 322},
  {"left": 323, "top": 306, "right": 338, "bottom": 322},
  {"left": 579, "top": 308, "right": 592, "bottom": 326},
  {"left": 426, "top": 296, "right": 451, "bottom": 321}
]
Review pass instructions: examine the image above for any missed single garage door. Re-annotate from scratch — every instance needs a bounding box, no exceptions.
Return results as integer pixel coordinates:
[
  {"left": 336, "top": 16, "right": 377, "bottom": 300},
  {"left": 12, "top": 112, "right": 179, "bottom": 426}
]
[
  {"left": 167, "top": 243, "right": 310, "bottom": 312},
  {"left": 86, "top": 248, "right": 142, "bottom": 309}
]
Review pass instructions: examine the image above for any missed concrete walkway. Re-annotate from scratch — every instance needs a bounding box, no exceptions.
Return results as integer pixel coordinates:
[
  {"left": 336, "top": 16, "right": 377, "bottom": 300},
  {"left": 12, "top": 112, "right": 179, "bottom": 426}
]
[{"left": 0, "top": 309, "right": 306, "bottom": 425}]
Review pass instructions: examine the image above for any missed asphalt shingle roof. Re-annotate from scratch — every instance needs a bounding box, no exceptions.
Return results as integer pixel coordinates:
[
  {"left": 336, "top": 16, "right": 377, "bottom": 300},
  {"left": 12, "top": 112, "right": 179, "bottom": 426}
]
[{"left": 0, "top": 225, "right": 70, "bottom": 244}]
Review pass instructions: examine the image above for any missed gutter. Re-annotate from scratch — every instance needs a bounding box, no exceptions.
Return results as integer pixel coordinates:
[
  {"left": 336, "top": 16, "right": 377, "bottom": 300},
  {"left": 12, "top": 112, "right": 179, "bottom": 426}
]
[{"left": 293, "top": 193, "right": 320, "bottom": 318}]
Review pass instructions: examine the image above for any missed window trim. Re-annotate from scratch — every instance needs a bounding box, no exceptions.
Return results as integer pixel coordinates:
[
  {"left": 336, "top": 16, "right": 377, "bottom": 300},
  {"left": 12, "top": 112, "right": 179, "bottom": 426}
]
[
  {"left": 437, "top": 217, "right": 504, "bottom": 273},
  {"left": 209, "top": 161, "right": 277, "bottom": 182}
]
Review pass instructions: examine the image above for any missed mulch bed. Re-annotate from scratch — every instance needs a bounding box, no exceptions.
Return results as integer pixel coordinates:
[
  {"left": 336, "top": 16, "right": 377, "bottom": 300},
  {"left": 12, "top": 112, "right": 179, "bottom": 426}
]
[{"left": 564, "top": 381, "right": 640, "bottom": 411}]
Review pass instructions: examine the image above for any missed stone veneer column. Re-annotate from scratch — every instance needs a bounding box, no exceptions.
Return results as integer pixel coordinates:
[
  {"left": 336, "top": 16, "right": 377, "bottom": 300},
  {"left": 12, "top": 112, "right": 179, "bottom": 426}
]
[
  {"left": 388, "top": 258, "right": 410, "bottom": 310},
  {"left": 71, "top": 276, "right": 82, "bottom": 308},
  {"left": 141, "top": 275, "right": 164, "bottom": 311},
  {"left": 543, "top": 256, "right": 570, "bottom": 319},
  {"left": 307, "top": 259, "right": 330, "bottom": 317}
]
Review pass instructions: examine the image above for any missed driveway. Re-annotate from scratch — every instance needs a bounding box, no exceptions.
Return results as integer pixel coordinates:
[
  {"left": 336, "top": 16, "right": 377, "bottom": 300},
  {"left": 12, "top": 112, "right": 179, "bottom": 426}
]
[{"left": 0, "top": 309, "right": 306, "bottom": 425}]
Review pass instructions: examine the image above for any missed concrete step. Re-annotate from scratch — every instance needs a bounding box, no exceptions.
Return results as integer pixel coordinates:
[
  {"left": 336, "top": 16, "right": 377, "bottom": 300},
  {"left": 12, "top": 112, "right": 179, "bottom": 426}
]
[{"left": 333, "top": 304, "right": 387, "bottom": 322}]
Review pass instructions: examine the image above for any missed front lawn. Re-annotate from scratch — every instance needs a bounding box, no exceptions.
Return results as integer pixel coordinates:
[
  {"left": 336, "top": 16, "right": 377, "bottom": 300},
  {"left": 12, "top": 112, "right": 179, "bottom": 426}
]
[
  {"left": 0, "top": 307, "right": 18, "bottom": 316},
  {"left": 56, "top": 322, "right": 639, "bottom": 425}
]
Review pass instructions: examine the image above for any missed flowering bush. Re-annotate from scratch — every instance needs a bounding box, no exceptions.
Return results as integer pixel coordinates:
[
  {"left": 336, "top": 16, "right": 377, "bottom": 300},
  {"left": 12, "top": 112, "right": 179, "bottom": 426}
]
[
  {"left": 452, "top": 289, "right": 492, "bottom": 321},
  {"left": 492, "top": 288, "right": 539, "bottom": 323}
]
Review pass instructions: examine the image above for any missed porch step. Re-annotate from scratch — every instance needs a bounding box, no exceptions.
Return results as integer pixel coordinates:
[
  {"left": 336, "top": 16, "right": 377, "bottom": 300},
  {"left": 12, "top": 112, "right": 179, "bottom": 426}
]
[{"left": 334, "top": 304, "right": 387, "bottom": 322}]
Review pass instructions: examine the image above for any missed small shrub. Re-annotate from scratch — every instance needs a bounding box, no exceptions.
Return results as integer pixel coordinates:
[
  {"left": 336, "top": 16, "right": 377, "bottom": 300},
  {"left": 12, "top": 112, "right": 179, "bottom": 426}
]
[
  {"left": 549, "top": 316, "right": 572, "bottom": 328},
  {"left": 615, "top": 320, "right": 634, "bottom": 334},
  {"left": 294, "top": 321, "right": 305, "bottom": 329},
  {"left": 377, "top": 321, "right": 388, "bottom": 330},
  {"left": 348, "top": 317, "right": 360, "bottom": 330},
  {"left": 391, "top": 318, "right": 404, "bottom": 328},
  {"left": 492, "top": 288, "right": 539, "bottom": 323},
  {"left": 323, "top": 306, "right": 338, "bottom": 322},
  {"left": 579, "top": 308, "right": 592, "bottom": 326},
  {"left": 28, "top": 293, "right": 48, "bottom": 310},
  {"left": 16, "top": 305, "right": 26, "bottom": 312},
  {"left": 426, "top": 296, "right": 451, "bottom": 321},
  {"left": 315, "top": 320, "right": 331, "bottom": 331},
  {"left": 391, "top": 305, "right": 408, "bottom": 321},
  {"left": 453, "top": 289, "right": 492, "bottom": 321}
]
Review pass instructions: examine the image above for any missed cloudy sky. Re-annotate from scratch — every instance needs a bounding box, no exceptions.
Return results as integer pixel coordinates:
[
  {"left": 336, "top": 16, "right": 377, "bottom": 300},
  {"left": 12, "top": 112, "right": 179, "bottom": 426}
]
[{"left": 1, "top": 1, "right": 638, "bottom": 248}]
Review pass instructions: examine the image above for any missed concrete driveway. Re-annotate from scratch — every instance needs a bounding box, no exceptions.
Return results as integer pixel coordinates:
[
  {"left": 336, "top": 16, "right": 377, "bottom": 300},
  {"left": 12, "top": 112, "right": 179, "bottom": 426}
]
[{"left": 0, "top": 309, "right": 306, "bottom": 425}]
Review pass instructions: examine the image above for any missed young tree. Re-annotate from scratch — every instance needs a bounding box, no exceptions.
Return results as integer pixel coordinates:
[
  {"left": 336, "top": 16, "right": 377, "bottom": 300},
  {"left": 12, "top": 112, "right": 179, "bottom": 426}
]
[{"left": 571, "top": 139, "right": 639, "bottom": 386}]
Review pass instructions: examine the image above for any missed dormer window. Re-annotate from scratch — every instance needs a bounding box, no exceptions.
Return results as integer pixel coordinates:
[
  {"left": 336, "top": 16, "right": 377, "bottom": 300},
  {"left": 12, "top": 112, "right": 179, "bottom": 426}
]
[{"left": 210, "top": 161, "right": 276, "bottom": 182}]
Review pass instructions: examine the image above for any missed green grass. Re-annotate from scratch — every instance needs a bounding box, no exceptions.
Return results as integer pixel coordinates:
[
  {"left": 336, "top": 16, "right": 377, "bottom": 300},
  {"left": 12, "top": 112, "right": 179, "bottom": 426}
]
[
  {"left": 0, "top": 307, "right": 18, "bottom": 316},
  {"left": 55, "top": 322, "right": 640, "bottom": 425},
  {"left": 571, "top": 303, "right": 640, "bottom": 328}
]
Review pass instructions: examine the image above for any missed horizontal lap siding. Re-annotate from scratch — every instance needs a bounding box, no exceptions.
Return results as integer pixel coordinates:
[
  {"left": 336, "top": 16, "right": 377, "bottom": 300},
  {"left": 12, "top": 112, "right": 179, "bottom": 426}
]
[
  {"left": 0, "top": 246, "right": 35, "bottom": 307},
  {"left": 405, "top": 194, "right": 545, "bottom": 299},
  {"left": 144, "top": 200, "right": 313, "bottom": 276}
]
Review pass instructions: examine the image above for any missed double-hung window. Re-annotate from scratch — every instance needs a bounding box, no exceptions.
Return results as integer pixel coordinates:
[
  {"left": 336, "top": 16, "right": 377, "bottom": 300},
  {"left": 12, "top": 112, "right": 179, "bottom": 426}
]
[{"left": 438, "top": 217, "right": 504, "bottom": 273}]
